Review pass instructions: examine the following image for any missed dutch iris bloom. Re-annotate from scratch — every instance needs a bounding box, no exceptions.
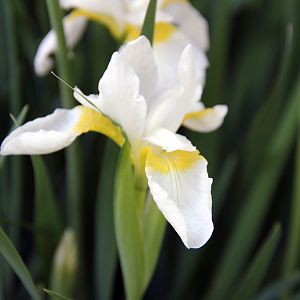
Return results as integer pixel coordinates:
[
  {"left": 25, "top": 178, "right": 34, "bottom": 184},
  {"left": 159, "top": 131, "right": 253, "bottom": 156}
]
[
  {"left": 34, "top": 0, "right": 209, "bottom": 91},
  {"left": 1, "top": 36, "right": 227, "bottom": 248}
]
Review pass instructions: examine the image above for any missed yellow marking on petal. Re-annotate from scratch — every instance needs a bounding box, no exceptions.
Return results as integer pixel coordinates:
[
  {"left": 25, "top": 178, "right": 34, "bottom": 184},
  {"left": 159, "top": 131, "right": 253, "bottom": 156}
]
[
  {"left": 183, "top": 108, "right": 214, "bottom": 122},
  {"left": 125, "top": 24, "right": 140, "bottom": 42},
  {"left": 74, "top": 106, "right": 125, "bottom": 146},
  {"left": 146, "top": 148, "right": 201, "bottom": 174},
  {"left": 70, "top": 9, "right": 123, "bottom": 39},
  {"left": 125, "top": 22, "right": 176, "bottom": 44},
  {"left": 154, "top": 23, "right": 176, "bottom": 43},
  {"left": 161, "top": 0, "right": 187, "bottom": 9}
]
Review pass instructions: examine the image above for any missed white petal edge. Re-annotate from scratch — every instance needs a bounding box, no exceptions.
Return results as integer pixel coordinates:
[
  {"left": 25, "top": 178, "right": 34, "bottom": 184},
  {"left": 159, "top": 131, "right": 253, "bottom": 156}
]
[
  {"left": 145, "top": 151, "right": 213, "bottom": 248},
  {"left": 34, "top": 15, "right": 87, "bottom": 76},
  {"left": 73, "top": 87, "right": 101, "bottom": 111},
  {"left": 162, "top": 0, "right": 210, "bottom": 51},
  {"left": 144, "top": 128, "right": 196, "bottom": 152},
  {"left": 0, "top": 107, "right": 82, "bottom": 155},
  {"left": 184, "top": 105, "right": 228, "bottom": 133}
]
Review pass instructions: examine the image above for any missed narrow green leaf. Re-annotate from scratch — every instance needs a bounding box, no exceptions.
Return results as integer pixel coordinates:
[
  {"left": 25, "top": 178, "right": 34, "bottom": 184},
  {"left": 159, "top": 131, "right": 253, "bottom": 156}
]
[
  {"left": 114, "top": 142, "right": 146, "bottom": 300},
  {"left": 94, "top": 140, "right": 118, "bottom": 300},
  {"left": 282, "top": 60, "right": 300, "bottom": 277},
  {"left": 31, "top": 156, "right": 63, "bottom": 279},
  {"left": 143, "top": 195, "right": 166, "bottom": 289},
  {"left": 231, "top": 223, "right": 281, "bottom": 300},
  {"left": 256, "top": 273, "right": 300, "bottom": 300},
  {"left": 206, "top": 82, "right": 298, "bottom": 300},
  {"left": 44, "top": 288, "right": 72, "bottom": 300},
  {"left": 141, "top": 0, "right": 157, "bottom": 45},
  {"left": 0, "top": 227, "right": 41, "bottom": 300}
]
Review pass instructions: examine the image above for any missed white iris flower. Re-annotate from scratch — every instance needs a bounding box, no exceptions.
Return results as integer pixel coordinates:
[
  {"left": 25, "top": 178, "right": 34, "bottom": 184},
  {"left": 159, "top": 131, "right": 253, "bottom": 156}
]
[
  {"left": 34, "top": 0, "right": 209, "bottom": 90},
  {"left": 2, "top": 36, "right": 227, "bottom": 248}
]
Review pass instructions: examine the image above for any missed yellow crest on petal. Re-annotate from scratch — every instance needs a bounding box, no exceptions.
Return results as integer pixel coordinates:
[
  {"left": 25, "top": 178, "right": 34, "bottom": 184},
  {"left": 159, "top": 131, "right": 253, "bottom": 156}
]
[
  {"left": 74, "top": 106, "right": 125, "bottom": 146},
  {"left": 70, "top": 9, "right": 123, "bottom": 39},
  {"left": 183, "top": 108, "right": 214, "bottom": 123},
  {"left": 161, "top": 0, "right": 187, "bottom": 8},
  {"left": 146, "top": 148, "right": 202, "bottom": 174},
  {"left": 125, "top": 22, "right": 176, "bottom": 44}
]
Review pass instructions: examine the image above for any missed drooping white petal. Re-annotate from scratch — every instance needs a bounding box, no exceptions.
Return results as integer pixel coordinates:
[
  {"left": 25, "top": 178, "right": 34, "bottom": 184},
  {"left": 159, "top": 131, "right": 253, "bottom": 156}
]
[
  {"left": 120, "top": 36, "right": 158, "bottom": 105},
  {"left": 34, "top": 14, "right": 87, "bottom": 76},
  {"left": 98, "top": 52, "right": 147, "bottom": 150},
  {"left": 145, "top": 147, "right": 213, "bottom": 248},
  {"left": 0, "top": 107, "right": 82, "bottom": 155},
  {"left": 144, "top": 128, "right": 195, "bottom": 152},
  {"left": 183, "top": 105, "right": 228, "bottom": 133},
  {"left": 146, "top": 44, "right": 204, "bottom": 134},
  {"left": 162, "top": 0, "right": 210, "bottom": 51}
]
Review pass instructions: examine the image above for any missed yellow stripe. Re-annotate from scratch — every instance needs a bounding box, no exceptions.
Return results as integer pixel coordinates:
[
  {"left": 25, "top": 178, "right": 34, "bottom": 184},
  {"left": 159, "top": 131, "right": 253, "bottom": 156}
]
[
  {"left": 70, "top": 9, "right": 123, "bottom": 39},
  {"left": 161, "top": 0, "right": 187, "bottom": 9},
  {"left": 74, "top": 106, "right": 125, "bottom": 147},
  {"left": 146, "top": 148, "right": 201, "bottom": 174},
  {"left": 125, "top": 22, "right": 176, "bottom": 44},
  {"left": 183, "top": 108, "right": 213, "bottom": 122}
]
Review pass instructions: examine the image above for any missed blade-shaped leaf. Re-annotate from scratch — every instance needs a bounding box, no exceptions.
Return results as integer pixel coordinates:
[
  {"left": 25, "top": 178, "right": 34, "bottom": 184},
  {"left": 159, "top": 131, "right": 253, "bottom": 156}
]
[
  {"left": 0, "top": 105, "right": 28, "bottom": 171},
  {"left": 94, "top": 140, "right": 118, "bottom": 300},
  {"left": 0, "top": 227, "right": 41, "bottom": 300},
  {"left": 141, "top": 0, "right": 157, "bottom": 45},
  {"left": 44, "top": 288, "right": 72, "bottom": 300},
  {"left": 256, "top": 273, "right": 300, "bottom": 300},
  {"left": 31, "top": 156, "right": 63, "bottom": 280},
  {"left": 231, "top": 223, "right": 281, "bottom": 300},
  {"left": 206, "top": 80, "right": 298, "bottom": 300},
  {"left": 143, "top": 195, "right": 166, "bottom": 289},
  {"left": 114, "top": 142, "right": 146, "bottom": 300}
]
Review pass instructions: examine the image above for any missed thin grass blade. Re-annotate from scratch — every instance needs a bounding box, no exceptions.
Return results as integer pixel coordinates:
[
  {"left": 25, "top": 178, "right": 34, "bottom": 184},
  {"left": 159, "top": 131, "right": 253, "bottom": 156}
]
[
  {"left": 231, "top": 223, "right": 281, "bottom": 300},
  {"left": 141, "top": 0, "right": 157, "bottom": 45},
  {"left": 0, "top": 227, "right": 41, "bottom": 300}
]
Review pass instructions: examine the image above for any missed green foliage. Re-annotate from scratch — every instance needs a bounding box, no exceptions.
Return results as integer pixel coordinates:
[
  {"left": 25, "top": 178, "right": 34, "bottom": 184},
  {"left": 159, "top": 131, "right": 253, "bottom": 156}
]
[
  {"left": 0, "top": 228, "right": 41, "bottom": 300},
  {"left": 1, "top": 0, "right": 300, "bottom": 299},
  {"left": 114, "top": 142, "right": 146, "bottom": 300},
  {"left": 141, "top": 0, "right": 157, "bottom": 44}
]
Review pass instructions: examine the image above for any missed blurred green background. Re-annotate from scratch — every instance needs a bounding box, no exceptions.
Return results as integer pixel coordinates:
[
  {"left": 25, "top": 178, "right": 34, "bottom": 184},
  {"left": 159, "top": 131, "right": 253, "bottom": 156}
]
[{"left": 0, "top": 0, "right": 300, "bottom": 299}]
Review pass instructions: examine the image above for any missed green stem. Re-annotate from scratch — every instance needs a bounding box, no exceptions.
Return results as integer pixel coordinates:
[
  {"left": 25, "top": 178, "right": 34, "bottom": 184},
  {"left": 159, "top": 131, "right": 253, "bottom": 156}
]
[{"left": 45, "top": 0, "right": 81, "bottom": 232}]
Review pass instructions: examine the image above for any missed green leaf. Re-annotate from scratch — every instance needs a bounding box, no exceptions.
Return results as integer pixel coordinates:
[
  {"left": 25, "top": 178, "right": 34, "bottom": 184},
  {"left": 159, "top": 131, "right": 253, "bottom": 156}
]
[
  {"left": 43, "top": 288, "right": 72, "bottom": 300},
  {"left": 114, "top": 142, "right": 146, "bottom": 300},
  {"left": 282, "top": 56, "right": 300, "bottom": 277},
  {"left": 0, "top": 105, "right": 29, "bottom": 173},
  {"left": 0, "top": 227, "right": 41, "bottom": 300},
  {"left": 231, "top": 223, "right": 281, "bottom": 300},
  {"left": 206, "top": 82, "right": 298, "bottom": 300},
  {"left": 256, "top": 273, "right": 300, "bottom": 300},
  {"left": 31, "top": 156, "right": 63, "bottom": 279},
  {"left": 143, "top": 195, "right": 166, "bottom": 289},
  {"left": 94, "top": 140, "right": 118, "bottom": 300},
  {"left": 141, "top": 0, "right": 157, "bottom": 45}
]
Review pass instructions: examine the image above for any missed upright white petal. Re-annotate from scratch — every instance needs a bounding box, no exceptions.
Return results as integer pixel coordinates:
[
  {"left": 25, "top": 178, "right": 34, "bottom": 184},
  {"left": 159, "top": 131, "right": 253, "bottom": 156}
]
[
  {"left": 146, "top": 45, "right": 203, "bottom": 134},
  {"left": 98, "top": 52, "right": 147, "bottom": 150},
  {"left": 162, "top": 0, "right": 210, "bottom": 51},
  {"left": 1, "top": 107, "right": 82, "bottom": 155},
  {"left": 184, "top": 104, "right": 228, "bottom": 133},
  {"left": 120, "top": 36, "right": 158, "bottom": 105},
  {"left": 34, "top": 15, "right": 87, "bottom": 76},
  {"left": 145, "top": 133, "right": 213, "bottom": 248},
  {"left": 153, "top": 28, "right": 208, "bottom": 92}
]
